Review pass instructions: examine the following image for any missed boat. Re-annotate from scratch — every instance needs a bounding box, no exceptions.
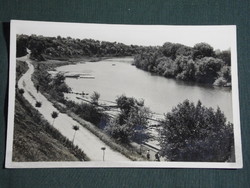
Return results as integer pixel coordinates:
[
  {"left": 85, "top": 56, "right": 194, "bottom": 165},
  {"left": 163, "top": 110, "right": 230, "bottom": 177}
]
[
  {"left": 65, "top": 75, "right": 80, "bottom": 78},
  {"left": 79, "top": 75, "right": 95, "bottom": 79}
]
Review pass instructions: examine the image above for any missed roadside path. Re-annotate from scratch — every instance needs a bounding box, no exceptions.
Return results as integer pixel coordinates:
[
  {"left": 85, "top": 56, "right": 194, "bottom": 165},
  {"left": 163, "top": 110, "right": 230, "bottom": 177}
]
[{"left": 17, "top": 55, "right": 130, "bottom": 161}]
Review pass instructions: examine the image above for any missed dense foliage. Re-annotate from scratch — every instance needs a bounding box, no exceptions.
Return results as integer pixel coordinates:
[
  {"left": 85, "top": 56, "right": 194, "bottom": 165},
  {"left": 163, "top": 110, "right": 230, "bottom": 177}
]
[
  {"left": 134, "top": 42, "right": 231, "bottom": 85},
  {"left": 16, "top": 34, "right": 150, "bottom": 60},
  {"left": 159, "top": 100, "right": 234, "bottom": 162},
  {"left": 105, "top": 95, "right": 151, "bottom": 144},
  {"left": 65, "top": 100, "right": 107, "bottom": 127}
]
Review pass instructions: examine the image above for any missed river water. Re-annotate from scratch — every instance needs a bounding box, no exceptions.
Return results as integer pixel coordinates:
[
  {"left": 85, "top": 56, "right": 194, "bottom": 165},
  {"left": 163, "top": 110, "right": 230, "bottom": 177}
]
[{"left": 56, "top": 57, "right": 233, "bottom": 123}]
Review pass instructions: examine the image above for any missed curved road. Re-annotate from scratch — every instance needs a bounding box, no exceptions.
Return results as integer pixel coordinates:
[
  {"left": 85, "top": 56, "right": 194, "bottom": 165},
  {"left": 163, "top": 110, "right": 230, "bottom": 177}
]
[{"left": 17, "top": 55, "right": 130, "bottom": 161}]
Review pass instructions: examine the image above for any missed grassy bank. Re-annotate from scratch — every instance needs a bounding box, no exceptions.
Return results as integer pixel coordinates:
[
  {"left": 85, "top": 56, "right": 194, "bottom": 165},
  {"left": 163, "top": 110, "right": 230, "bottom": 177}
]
[
  {"left": 13, "top": 60, "right": 89, "bottom": 161},
  {"left": 16, "top": 60, "right": 29, "bottom": 82},
  {"left": 13, "top": 93, "right": 89, "bottom": 161}
]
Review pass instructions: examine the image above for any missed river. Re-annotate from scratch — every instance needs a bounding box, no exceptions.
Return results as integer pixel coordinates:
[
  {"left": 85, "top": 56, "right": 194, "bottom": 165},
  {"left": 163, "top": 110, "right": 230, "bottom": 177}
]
[{"left": 56, "top": 57, "right": 233, "bottom": 123}]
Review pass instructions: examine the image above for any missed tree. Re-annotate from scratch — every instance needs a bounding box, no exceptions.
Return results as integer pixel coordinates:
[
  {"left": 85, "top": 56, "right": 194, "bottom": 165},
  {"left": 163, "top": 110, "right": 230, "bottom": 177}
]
[
  {"left": 72, "top": 125, "right": 80, "bottom": 144},
  {"left": 105, "top": 117, "right": 131, "bottom": 143},
  {"left": 220, "top": 65, "right": 231, "bottom": 82},
  {"left": 16, "top": 35, "right": 28, "bottom": 57},
  {"left": 90, "top": 91, "right": 100, "bottom": 105},
  {"left": 195, "top": 57, "right": 223, "bottom": 84},
  {"left": 53, "top": 73, "right": 66, "bottom": 85},
  {"left": 193, "top": 42, "right": 214, "bottom": 59},
  {"left": 176, "top": 58, "right": 196, "bottom": 81},
  {"left": 216, "top": 50, "right": 231, "bottom": 66},
  {"left": 51, "top": 111, "right": 58, "bottom": 126},
  {"left": 116, "top": 95, "right": 137, "bottom": 117},
  {"left": 105, "top": 95, "right": 151, "bottom": 144},
  {"left": 125, "top": 106, "right": 152, "bottom": 143},
  {"left": 159, "top": 100, "right": 234, "bottom": 162},
  {"left": 27, "top": 35, "right": 46, "bottom": 60},
  {"left": 155, "top": 57, "right": 176, "bottom": 77},
  {"left": 213, "top": 65, "right": 231, "bottom": 86},
  {"left": 175, "top": 45, "right": 193, "bottom": 57},
  {"left": 162, "top": 42, "right": 183, "bottom": 60}
]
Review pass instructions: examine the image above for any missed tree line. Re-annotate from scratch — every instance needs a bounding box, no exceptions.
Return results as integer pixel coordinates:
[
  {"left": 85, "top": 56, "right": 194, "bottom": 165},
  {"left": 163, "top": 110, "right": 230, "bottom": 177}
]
[
  {"left": 16, "top": 34, "right": 151, "bottom": 60},
  {"left": 17, "top": 34, "right": 231, "bottom": 86},
  {"left": 134, "top": 42, "right": 231, "bottom": 86}
]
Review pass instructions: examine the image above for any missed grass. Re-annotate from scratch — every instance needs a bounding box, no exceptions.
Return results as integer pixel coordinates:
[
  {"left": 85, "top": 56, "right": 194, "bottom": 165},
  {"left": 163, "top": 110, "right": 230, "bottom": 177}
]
[
  {"left": 16, "top": 60, "right": 28, "bottom": 82},
  {"left": 13, "top": 59, "right": 89, "bottom": 161},
  {"left": 13, "top": 92, "right": 89, "bottom": 161}
]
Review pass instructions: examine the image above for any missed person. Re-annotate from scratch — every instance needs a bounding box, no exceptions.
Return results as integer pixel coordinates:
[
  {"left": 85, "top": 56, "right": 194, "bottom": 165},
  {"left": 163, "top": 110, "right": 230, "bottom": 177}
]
[
  {"left": 155, "top": 152, "right": 160, "bottom": 161},
  {"left": 146, "top": 150, "right": 150, "bottom": 160},
  {"left": 36, "top": 85, "right": 40, "bottom": 93}
]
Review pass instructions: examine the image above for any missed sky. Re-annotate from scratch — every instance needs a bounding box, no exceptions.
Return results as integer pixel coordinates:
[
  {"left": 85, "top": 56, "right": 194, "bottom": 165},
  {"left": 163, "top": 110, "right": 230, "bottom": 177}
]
[{"left": 12, "top": 20, "right": 236, "bottom": 51}]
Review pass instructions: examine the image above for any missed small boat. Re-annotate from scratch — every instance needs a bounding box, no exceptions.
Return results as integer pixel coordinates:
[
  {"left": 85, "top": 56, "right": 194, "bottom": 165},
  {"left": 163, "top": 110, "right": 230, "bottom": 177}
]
[
  {"left": 79, "top": 75, "right": 95, "bottom": 79},
  {"left": 112, "top": 64, "right": 116, "bottom": 66},
  {"left": 65, "top": 75, "right": 80, "bottom": 78}
]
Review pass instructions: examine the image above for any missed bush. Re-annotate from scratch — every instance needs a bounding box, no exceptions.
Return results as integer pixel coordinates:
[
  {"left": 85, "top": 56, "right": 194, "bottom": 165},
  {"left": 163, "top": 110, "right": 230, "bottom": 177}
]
[
  {"left": 105, "top": 118, "right": 131, "bottom": 144},
  {"left": 35, "top": 101, "right": 42, "bottom": 107},
  {"left": 213, "top": 77, "right": 227, "bottom": 86},
  {"left": 65, "top": 100, "right": 105, "bottom": 126},
  {"left": 159, "top": 100, "right": 234, "bottom": 162},
  {"left": 18, "top": 88, "right": 25, "bottom": 95}
]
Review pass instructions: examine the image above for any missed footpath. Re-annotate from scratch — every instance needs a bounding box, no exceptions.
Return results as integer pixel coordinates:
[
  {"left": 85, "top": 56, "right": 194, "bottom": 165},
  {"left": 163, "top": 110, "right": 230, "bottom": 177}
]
[{"left": 17, "top": 55, "right": 130, "bottom": 161}]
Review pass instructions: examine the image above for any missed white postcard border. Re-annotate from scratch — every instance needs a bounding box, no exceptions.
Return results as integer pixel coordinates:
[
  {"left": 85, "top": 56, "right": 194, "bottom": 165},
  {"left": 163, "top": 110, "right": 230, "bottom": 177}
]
[{"left": 5, "top": 20, "right": 243, "bottom": 169}]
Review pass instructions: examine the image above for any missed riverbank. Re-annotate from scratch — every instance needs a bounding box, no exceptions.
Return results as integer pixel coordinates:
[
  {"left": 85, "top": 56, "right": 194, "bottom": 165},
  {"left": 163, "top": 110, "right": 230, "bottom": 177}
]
[{"left": 31, "top": 56, "right": 146, "bottom": 161}]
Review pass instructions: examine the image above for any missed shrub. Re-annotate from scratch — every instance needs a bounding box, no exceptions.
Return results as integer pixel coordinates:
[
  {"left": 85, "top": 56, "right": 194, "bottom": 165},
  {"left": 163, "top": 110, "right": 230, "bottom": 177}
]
[
  {"left": 213, "top": 77, "right": 227, "bottom": 86},
  {"left": 18, "top": 88, "right": 25, "bottom": 95},
  {"left": 35, "top": 101, "right": 42, "bottom": 107}
]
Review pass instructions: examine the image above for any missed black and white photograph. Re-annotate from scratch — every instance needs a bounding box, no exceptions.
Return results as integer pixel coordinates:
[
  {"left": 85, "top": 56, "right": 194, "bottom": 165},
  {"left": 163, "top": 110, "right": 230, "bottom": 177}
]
[{"left": 5, "top": 20, "right": 242, "bottom": 168}]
